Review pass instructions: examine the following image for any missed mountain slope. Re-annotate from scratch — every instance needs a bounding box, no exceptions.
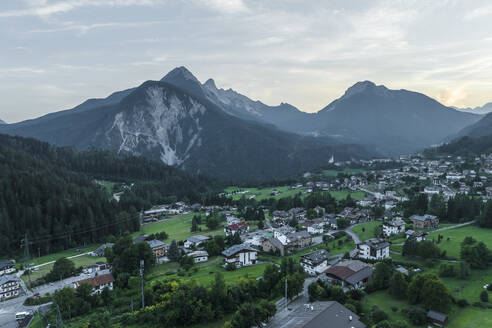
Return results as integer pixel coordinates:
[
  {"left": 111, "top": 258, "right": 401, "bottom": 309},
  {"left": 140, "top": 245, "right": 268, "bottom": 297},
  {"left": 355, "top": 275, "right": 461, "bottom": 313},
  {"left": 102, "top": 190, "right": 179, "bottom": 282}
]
[
  {"left": 1, "top": 80, "right": 370, "bottom": 181},
  {"left": 456, "top": 102, "right": 492, "bottom": 115},
  {"left": 453, "top": 111, "right": 492, "bottom": 139},
  {"left": 309, "top": 81, "right": 481, "bottom": 154},
  {"left": 0, "top": 119, "right": 6, "bottom": 124},
  {"left": 160, "top": 69, "right": 480, "bottom": 155}
]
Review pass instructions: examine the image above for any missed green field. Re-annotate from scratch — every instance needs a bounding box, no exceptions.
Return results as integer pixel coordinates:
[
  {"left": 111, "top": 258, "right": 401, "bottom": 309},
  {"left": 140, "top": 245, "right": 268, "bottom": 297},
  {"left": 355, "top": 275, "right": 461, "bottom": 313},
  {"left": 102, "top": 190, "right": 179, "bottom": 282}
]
[
  {"left": 329, "top": 190, "right": 366, "bottom": 201},
  {"left": 225, "top": 186, "right": 302, "bottom": 201},
  {"left": 137, "top": 213, "right": 226, "bottom": 242},
  {"left": 12, "top": 244, "right": 100, "bottom": 269},
  {"left": 28, "top": 313, "right": 43, "bottom": 328},
  {"left": 351, "top": 221, "right": 382, "bottom": 241},
  {"left": 95, "top": 180, "right": 117, "bottom": 195},
  {"left": 428, "top": 225, "right": 492, "bottom": 259},
  {"left": 363, "top": 291, "right": 419, "bottom": 327},
  {"left": 147, "top": 256, "right": 268, "bottom": 286},
  {"left": 322, "top": 168, "right": 366, "bottom": 177},
  {"left": 23, "top": 255, "right": 107, "bottom": 284}
]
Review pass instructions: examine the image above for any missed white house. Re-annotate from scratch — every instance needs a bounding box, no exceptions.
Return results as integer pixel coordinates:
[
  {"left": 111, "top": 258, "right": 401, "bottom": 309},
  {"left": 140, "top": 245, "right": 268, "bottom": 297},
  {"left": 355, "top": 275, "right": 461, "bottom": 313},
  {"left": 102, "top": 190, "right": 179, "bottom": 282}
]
[
  {"left": 0, "top": 261, "right": 15, "bottom": 276},
  {"left": 184, "top": 235, "right": 211, "bottom": 249},
  {"left": 382, "top": 218, "right": 406, "bottom": 237},
  {"left": 357, "top": 238, "right": 390, "bottom": 260},
  {"left": 405, "top": 230, "right": 427, "bottom": 242},
  {"left": 0, "top": 276, "right": 21, "bottom": 300},
  {"left": 221, "top": 244, "right": 257, "bottom": 268},
  {"left": 188, "top": 250, "right": 209, "bottom": 263},
  {"left": 73, "top": 273, "right": 114, "bottom": 295},
  {"left": 300, "top": 249, "right": 331, "bottom": 276}
]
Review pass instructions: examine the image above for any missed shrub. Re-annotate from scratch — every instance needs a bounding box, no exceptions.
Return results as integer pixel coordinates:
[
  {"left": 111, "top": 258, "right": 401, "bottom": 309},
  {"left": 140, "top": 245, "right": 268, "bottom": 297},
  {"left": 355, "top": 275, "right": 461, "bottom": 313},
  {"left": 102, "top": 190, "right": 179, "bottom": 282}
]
[
  {"left": 456, "top": 299, "right": 469, "bottom": 307},
  {"left": 480, "top": 290, "right": 489, "bottom": 302},
  {"left": 391, "top": 306, "right": 398, "bottom": 312},
  {"left": 225, "top": 263, "right": 236, "bottom": 271},
  {"left": 407, "top": 307, "right": 427, "bottom": 325},
  {"left": 487, "top": 284, "right": 492, "bottom": 292}
]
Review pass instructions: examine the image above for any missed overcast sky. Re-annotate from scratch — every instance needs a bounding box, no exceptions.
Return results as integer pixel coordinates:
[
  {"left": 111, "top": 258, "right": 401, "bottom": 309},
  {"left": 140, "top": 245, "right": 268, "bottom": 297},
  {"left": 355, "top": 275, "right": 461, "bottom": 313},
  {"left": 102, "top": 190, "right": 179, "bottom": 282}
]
[{"left": 2, "top": 0, "right": 492, "bottom": 123}]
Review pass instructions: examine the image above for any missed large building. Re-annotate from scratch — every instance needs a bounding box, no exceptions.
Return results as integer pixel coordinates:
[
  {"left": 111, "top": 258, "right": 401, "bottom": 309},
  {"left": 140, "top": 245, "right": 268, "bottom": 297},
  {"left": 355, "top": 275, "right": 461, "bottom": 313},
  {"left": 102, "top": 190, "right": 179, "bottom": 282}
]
[
  {"left": 73, "top": 273, "right": 115, "bottom": 295},
  {"left": 325, "top": 260, "right": 374, "bottom": 290},
  {"left": 0, "top": 275, "right": 21, "bottom": 300},
  {"left": 300, "top": 249, "right": 331, "bottom": 276},
  {"left": 269, "top": 301, "right": 366, "bottom": 328},
  {"left": 0, "top": 261, "right": 15, "bottom": 276},
  {"left": 382, "top": 217, "right": 406, "bottom": 236},
  {"left": 410, "top": 214, "right": 439, "bottom": 229},
  {"left": 357, "top": 238, "right": 390, "bottom": 260},
  {"left": 222, "top": 244, "right": 257, "bottom": 268},
  {"left": 146, "top": 239, "right": 169, "bottom": 259}
]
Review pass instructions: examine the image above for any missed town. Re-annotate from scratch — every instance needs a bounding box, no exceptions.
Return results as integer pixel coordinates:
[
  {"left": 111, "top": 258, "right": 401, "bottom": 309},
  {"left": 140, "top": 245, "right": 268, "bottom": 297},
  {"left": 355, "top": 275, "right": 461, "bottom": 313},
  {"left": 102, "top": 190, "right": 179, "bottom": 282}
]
[{"left": 2, "top": 153, "right": 492, "bottom": 328}]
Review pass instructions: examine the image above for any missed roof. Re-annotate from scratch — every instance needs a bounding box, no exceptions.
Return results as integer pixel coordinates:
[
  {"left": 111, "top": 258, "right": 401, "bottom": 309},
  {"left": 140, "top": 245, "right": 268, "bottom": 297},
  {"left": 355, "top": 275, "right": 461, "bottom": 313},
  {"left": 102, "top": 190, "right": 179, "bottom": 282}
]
[
  {"left": 405, "top": 230, "right": 426, "bottom": 237},
  {"left": 269, "top": 301, "right": 366, "bottom": 328},
  {"left": 146, "top": 239, "right": 169, "bottom": 249},
  {"left": 133, "top": 235, "right": 148, "bottom": 243},
  {"left": 186, "top": 235, "right": 211, "bottom": 243},
  {"left": 287, "top": 231, "right": 311, "bottom": 241},
  {"left": 188, "top": 250, "right": 209, "bottom": 258},
  {"left": 0, "top": 275, "right": 20, "bottom": 286},
  {"left": 325, "top": 260, "right": 373, "bottom": 285},
  {"left": 301, "top": 249, "right": 331, "bottom": 264},
  {"left": 410, "top": 214, "right": 437, "bottom": 222},
  {"left": 222, "top": 244, "right": 257, "bottom": 257},
  {"left": 75, "top": 273, "right": 114, "bottom": 288},
  {"left": 360, "top": 238, "right": 390, "bottom": 250},
  {"left": 384, "top": 217, "right": 405, "bottom": 227},
  {"left": 0, "top": 261, "right": 14, "bottom": 270},
  {"left": 427, "top": 310, "right": 447, "bottom": 322},
  {"left": 226, "top": 222, "right": 249, "bottom": 230},
  {"left": 265, "top": 237, "right": 284, "bottom": 249}
]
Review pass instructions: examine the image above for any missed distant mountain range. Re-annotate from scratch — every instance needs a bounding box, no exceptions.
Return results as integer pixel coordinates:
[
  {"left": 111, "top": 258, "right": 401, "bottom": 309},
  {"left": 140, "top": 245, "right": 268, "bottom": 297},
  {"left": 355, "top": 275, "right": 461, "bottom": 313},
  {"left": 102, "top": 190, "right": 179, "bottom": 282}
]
[
  {"left": 0, "top": 66, "right": 483, "bottom": 179},
  {"left": 0, "top": 119, "right": 6, "bottom": 124},
  {"left": 455, "top": 102, "right": 492, "bottom": 115}
]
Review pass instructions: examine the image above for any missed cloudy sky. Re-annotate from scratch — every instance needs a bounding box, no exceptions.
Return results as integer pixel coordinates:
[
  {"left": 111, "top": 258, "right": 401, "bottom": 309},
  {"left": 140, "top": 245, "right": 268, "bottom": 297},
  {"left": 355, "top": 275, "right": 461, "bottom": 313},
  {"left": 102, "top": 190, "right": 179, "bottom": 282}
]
[{"left": 2, "top": 0, "right": 492, "bottom": 123}]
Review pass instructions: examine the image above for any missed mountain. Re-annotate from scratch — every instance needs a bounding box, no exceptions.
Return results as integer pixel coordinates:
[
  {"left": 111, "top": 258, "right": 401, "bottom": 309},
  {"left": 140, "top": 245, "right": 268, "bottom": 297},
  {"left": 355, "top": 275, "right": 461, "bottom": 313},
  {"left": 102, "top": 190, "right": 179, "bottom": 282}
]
[
  {"left": 453, "top": 111, "right": 492, "bottom": 139},
  {"left": 0, "top": 119, "right": 6, "bottom": 124},
  {"left": 455, "top": 102, "right": 492, "bottom": 115},
  {"left": 306, "top": 81, "right": 482, "bottom": 155},
  {"left": 160, "top": 70, "right": 481, "bottom": 155},
  {"left": 0, "top": 75, "right": 369, "bottom": 181}
]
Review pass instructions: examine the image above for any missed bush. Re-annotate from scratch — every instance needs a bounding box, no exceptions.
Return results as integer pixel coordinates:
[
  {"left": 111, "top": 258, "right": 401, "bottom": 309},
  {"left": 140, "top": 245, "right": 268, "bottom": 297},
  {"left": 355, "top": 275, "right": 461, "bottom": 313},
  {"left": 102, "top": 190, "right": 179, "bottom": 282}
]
[
  {"left": 391, "top": 306, "right": 398, "bottom": 312},
  {"left": 480, "top": 290, "right": 489, "bottom": 302},
  {"left": 225, "top": 263, "right": 236, "bottom": 271},
  {"left": 370, "top": 306, "right": 388, "bottom": 324},
  {"left": 488, "top": 284, "right": 492, "bottom": 292},
  {"left": 439, "top": 263, "right": 457, "bottom": 278},
  {"left": 456, "top": 299, "right": 469, "bottom": 307},
  {"left": 407, "top": 307, "right": 427, "bottom": 325}
]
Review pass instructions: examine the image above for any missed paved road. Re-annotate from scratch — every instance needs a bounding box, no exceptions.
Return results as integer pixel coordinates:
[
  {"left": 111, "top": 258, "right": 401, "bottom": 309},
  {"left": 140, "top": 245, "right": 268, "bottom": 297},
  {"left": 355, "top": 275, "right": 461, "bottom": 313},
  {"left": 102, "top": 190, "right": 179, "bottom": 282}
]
[
  {"left": 344, "top": 225, "right": 362, "bottom": 244},
  {"left": 433, "top": 220, "right": 475, "bottom": 233},
  {"left": 0, "top": 270, "right": 107, "bottom": 328}
]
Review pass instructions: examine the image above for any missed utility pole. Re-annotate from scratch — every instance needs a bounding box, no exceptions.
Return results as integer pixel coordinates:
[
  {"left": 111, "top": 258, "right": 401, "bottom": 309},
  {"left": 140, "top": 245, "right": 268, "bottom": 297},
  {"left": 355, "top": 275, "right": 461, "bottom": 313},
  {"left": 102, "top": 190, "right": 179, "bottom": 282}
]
[
  {"left": 140, "top": 259, "right": 145, "bottom": 309},
  {"left": 284, "top": 276, "right": 288, "bottom": 308},
  {"left": 21, "top": 232, "right": 32, "bottom": 288},
  {"left": 56, "top": 304, "right": 64, "bottom": 328}
]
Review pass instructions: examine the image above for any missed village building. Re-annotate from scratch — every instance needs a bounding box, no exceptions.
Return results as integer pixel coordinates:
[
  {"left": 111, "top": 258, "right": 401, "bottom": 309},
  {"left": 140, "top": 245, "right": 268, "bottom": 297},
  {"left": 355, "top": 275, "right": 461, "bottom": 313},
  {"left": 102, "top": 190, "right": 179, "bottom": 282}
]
[
  {"left": 427, "top": 310, "right": 448, "bottom": 327},
  {"left": 73, "top": 273, "right": 115, "bottom": 295},
  {"left": 405, "top": 230, "right": 427, "bottom": 242},
  {"left": 0, "top": 261, "right": 15, "bottom": 276},
  {"left": 146, "top": 239, "right": 169, "bottom": 259},
  {"left": 262, "top": 237, "right": 285, "bottom": 256},
  {"left": 224, "top": 222, "right": 249, "bottom": 236},
  {"left": 90, "top": 243, "right": 114, "bottom": 257},
  {"left": 382, "top": 217, "right": 406, "bottom": 237},
  {"left": 0, "top": 275, "right": 21, "bottom": 300},
  {"left": 269, "top": 301, "right": 366, "bottom": 328},
  {"left": 188, "top": 250, "right": 209, "bottom": 263},
  {"left": 357, "top": 238, "right": 390, "bottom": 260},
  {"left": 325, "top": 260, "right": 374, "bottom": 290},
  {"left": 221, "top": 244, "right": 257, "bottom": 268},
  {"left": 82, "top": 262, "right": 108, "bottom": 274},
  {"left": 300, "top": 249, "right": 331, "bottom": 276},
  {"left": 184, "top": 235, "right": 211, "bottom": 249},
  {"left": 410, "top": 214, "right": 439, "bottom": 229}
]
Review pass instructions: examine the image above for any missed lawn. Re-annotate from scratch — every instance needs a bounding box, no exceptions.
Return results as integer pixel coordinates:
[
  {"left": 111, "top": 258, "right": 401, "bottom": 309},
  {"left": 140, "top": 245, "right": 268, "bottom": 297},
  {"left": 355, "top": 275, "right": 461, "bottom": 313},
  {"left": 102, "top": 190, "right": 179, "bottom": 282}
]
[
  {"left": 23, "top": 255, "right": 107, "bottom": 284},
  {"left": 428, "top": 225, "right": 492, "bottom": 259},
  {"left": 14, "top": 244, "right": 99, "bottom": 268},
  {"left": 363, "top": 291, "right": 420, "bottom": 327},
  {"left": 137, "top": 213, "right": 226, "bottom": 242},
  {"left": 351, "top": 221, "right": 382, "bottom": 241},
  {"left": 329, "top": 190, "right": 366, "bottom": 201},
  {"left": 225, "top": 186, "right": 302, "bottom": 201},
  {"left": 147, "top": 256, "right": 268, "bottom": 286},
  {"left": 95, "top": 180, "right": 117, "bottom": 195},
  {"left": 28, "top": 313, "right": 44, "bottom": 328},
  {"left": 322, "top": 168, "right": 366, "bottom": 177}
]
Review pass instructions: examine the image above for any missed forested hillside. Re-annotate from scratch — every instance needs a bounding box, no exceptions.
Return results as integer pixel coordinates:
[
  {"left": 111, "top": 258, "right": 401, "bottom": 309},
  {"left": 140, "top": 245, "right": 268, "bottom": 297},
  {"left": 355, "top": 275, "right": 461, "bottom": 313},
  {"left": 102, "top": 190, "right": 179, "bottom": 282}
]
[
  {"left": 425, "top": 135, "right": 492, "bottom": 157},
  {"left": 0, "top": 134, "right": 220, "bottom": 257}
]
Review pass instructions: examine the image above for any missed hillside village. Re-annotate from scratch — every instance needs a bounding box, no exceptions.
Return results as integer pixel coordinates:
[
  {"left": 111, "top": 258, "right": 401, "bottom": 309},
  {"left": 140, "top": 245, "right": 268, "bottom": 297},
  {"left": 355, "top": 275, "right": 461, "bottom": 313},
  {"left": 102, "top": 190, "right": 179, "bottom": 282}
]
[{"left": 3, "top": 153, "right": 492, "bottom": 328}]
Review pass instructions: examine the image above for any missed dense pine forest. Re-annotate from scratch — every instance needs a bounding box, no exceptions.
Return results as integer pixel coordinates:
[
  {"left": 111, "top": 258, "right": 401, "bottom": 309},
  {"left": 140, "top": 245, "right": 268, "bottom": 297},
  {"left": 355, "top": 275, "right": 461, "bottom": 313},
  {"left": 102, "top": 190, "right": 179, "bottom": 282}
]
[
  {"left": 425, "top": 135, "right": 492, "bottom": 157},
  {"left": 0, "top": 134, "right": 221, "bottom": 257}
]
